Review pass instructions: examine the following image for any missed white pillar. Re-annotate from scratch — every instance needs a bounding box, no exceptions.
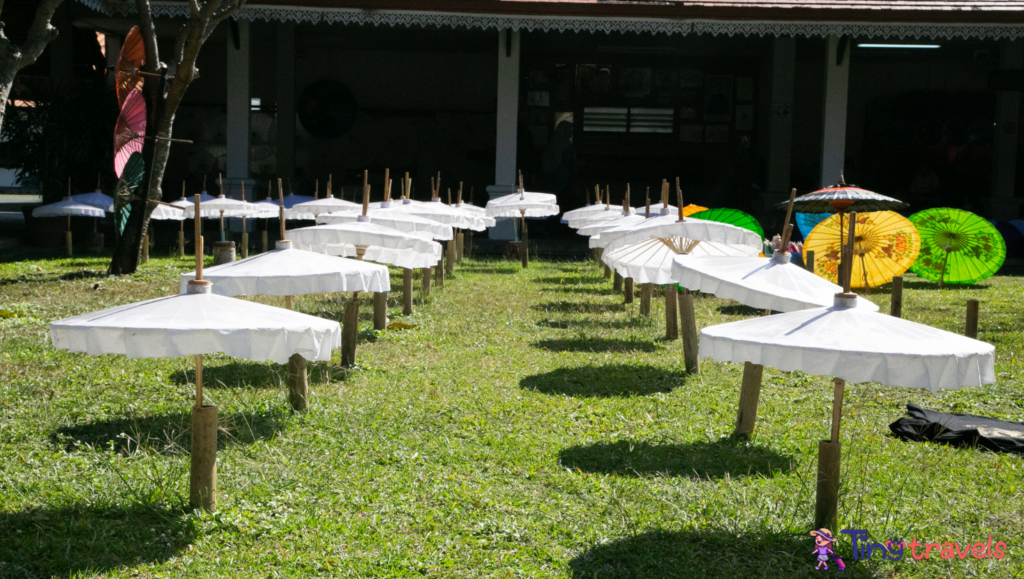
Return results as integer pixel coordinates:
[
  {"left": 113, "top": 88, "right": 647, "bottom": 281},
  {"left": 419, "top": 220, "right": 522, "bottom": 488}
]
[
  {"left": 768, "top": 37, "right": 795, "bottom": 195},
  {"left": 488, "top": 28, "right": 520, "bottom": 241},
  {"left": 226, "top": 19, "right": 250, "bottom": 184},
  {"left": 276, "top": 23, "right": 296, "bottom": 180},
  {"left": 990, "top": 40, "right": 1023, "bottom": 219},
  {"left": 820, "top": 35, "right": 850, "bottom": 188}
]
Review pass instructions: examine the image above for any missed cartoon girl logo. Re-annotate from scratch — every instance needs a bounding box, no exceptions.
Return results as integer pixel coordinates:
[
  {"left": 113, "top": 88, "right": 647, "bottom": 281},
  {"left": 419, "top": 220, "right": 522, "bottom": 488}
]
[{"left": 810, "top": 528, "right": 846, "bottom": 571}]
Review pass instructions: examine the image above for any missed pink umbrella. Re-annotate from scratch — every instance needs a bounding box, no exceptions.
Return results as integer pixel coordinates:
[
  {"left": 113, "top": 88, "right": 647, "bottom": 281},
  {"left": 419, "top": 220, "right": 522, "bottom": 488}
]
[{"left": 114, "top": 90, "right": 146, "bottom": 177}]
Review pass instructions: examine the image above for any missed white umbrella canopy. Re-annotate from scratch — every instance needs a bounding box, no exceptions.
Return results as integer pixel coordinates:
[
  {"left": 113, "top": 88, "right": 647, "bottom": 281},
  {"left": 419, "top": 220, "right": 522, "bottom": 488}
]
[
  {"left": 580, "top": 213, "right": 648, "bottom": 242},
  {"left": 32, "top": 198, "right": 106, "bottom": 219},
  {"left": 672, "top": 252, "right": 880, "bottom": 313},
  {"left": 700, "top": 293, "right": 994, "bottom": 391},
  {"left": 605, "top": 237, "right": 760, "bottom": 285},
  {"left": 148, "top": 202, "right": 187, "bottom": 221},
  {"left": 485, "top": 191, "right": 560, "bottom": 218},
  {"left": 51, "top": 283, "right": 341, "bottom": 364},
  {"left": 561, "top": 202, "right": 613, "bottom": 224},
  {"left": 170, "top": 192, "right": 217, "bottom": 210},
  {"left": 391, "top": 198, "right": 494, "bottom": 231},
  {"left": 600, "top": 214, "right": 762, "bottom": 253},
  {"left": 72, "top": 191, "right": 114, "bottom": 212},
  {"left": 286, "top": 195, "right": 361, "bottom": 219},
  {"left": 567, "top": 207, "right": 637, "bottom": 230},
  {"left": 454, "top": 202, "right": 487, "bottom": 215},
  {"left": 318, "top": 207, "right": 455, "bottom": 241},
  {"left": 288, "top": 220, "right": 443, "bottom": 269},
  {"left": 182, "top": 195, "right": 259, "bottom": 219},
  {"left": 180, "top": 240, "right": 391, "bottom": 295}
]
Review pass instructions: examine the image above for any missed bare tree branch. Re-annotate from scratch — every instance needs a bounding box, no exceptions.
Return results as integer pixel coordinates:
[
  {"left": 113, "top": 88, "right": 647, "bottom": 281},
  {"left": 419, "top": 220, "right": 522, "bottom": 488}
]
[{"left": 0, "top": 0, "right": 65, "bottom": 134}]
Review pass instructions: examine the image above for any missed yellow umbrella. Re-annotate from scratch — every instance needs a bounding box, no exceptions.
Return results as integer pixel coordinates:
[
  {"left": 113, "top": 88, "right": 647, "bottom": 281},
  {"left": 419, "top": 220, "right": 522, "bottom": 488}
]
[{"left": 805, "top": 211, "right": 920, "bottom": 288}]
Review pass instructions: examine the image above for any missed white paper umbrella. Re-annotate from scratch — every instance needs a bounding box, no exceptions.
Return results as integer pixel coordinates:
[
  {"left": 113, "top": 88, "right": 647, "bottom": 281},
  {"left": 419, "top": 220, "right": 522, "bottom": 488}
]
[
  {"left": 289, "top": 220, "right": 442, "bottom": 269},
  {"left": 180, "top": 240, "right": 390, "bottom": 296},
  {"left": 672, "top": 252, "right": 880, "bottom": 312},
  {"left": 318, "top": 207, "right": 454, "bottom": 241},
  {"left": 700, "top": 294, "right": 993, "bottom": 391},
  {"left": 286, "top": 195, "right": 361, "bottom": 219},
  {"left": 561, "top": 203, "right": 613, "bottom": 224},
  {"left": 72, "top": 191, "right": 115, "bottom": 212},
  {"left": 148, "top": 202, "right": 186, "bottom": 221},
  {"left": 601, "top": 214, "right": 762, "bottom": 252},
  {"left": 51, "top": 284, "right": 340, "bottom": 363},
  {"left": 485, "top": 191, "right": 560, "bottom": 218},
  {"left": 567, "top": 207, "right": 636, "bottom": 229},
  {"left": 581, "top": 213, "right": 648, "bottom": 244},
  {"left": 182, "top": 195, "right": 258, "bottom": 219},
  {"left": 392, "top": 198, "right": 494, "bottom": 231},
  {"left": 170, "top": 192, "right": 217, "bottom": 209},
  {"left": 32, "top": 198, "right": 106, "bottom": 219},
  {"left": 605, "top": 238, "right": 760, "bottom": 285},
  {"left": 455, "top": 202, "right": 487, "bottom": 215}
]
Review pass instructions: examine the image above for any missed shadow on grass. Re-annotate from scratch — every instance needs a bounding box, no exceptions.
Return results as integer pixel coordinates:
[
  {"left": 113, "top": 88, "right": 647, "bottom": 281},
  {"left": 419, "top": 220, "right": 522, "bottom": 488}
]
[
  {"left": 534, "top": 338, "right": 658, "bottom": 353},
  {"left": 0, "top": 503, "right": 195, "bottom": 579},
  {"left": 533, "top": 275, "right": 607, "bottom": 285},
  {"left": 901, "top": 280, "right": 990, "bottom": 291},
  {"left": 458, "top": 266, "right": 519, "bottom": 274},
  {"left": 568, "top": 529, "right": 884, "bottom": 578},
  {"left": 520, "top": 364, "right": 684, "bottom": 397},
  {"left": 541, "top": 286, "right": 617, "bottom": 296},
  {"left": 536, "top": 318, "right": 657, "bottom": 331},
  {"left": 716, "top": 304, "right": 763, "bottom": 316},
  {"left": 51, "top": 408, "right": 289, "bottom": 455},
  {"left": 532, "top": 301, "right": 623, "bottom": 314},
  {"left": 559, "top": 439, "right": 795, "bottom": 479},
  {"left": 169, "top": 361, "right": 340, "bottom": 389}
]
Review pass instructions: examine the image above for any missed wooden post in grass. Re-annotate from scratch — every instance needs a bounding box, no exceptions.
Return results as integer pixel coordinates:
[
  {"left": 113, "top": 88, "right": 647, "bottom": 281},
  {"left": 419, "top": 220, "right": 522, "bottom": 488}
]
[
  {"left": 890, "top": 276, "right": 903, "bottom": 318},
  {"left": 678, "top": 289, "right": 700, "bottom": 374},
  {"left": 805, "top": 250, "right": 815, "bottom": 273},
  {"left": 421, "top": 267, "right": 431, "bottom": 296},
  {"left": 613, "top": 271, "right": 623, "bottom": 292},
  {"left": 286, "top": 354, "right": 308, "bottom": 412},
  {"left": 965, "top": 299, "right": 979, "bottom": 339},
  {"left": 665, "top": 284, "right": 679, "bottom": 339},
  {"left": 604, "top": 263, "right": 612, "bottom": 279},
  {"left": 815, "top": 377, "right": 844, "bottom": 530},
  {"left": 734, "top": 362, "right": 764, "bottom": 438},
  {"left": 639, "top": 283, "right": 652, "bottom": 315},
  {"left": 435, "top": 256, "right": 444, "bottom": 287},
  {"left": 141, "top": 233, "right": 149, "bottom": 263},
  {"left": 188, "top": 197, "right": 217, "bottom": 511},
  {"left": 624, "top": 277, "right": 634, "bottom": 304},
  {"left": 403, "top": 269, "right": 413, "bottom": 315},
  {"left": 373, "top": 292, "right": 388, "bottom": 330},
  {"left": 445, "top": 239, "right": 456, "bottom": 275},
  {"left": 341, "top": 294, "right": 360, "bottom": 366},
  {"left": 520, "top": 210, "right": 529, "bottom": 269}
]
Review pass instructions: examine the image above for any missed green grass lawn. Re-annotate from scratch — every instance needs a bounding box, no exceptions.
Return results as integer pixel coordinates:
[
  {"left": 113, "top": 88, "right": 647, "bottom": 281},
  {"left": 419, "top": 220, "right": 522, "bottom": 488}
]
[{"left": 1, "top": 249, "right": 1022, "bottom": 578}]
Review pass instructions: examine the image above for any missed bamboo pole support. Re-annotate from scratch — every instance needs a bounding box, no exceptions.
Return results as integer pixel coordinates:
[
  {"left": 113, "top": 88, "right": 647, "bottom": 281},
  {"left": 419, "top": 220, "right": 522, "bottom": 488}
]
[
  {"left": 604, "top": 264, "right": 612, "bottom": 278},
  {"left": 262, "top": 230, "right": 268, "bottom": 254},
  {"left": 639, "top": 283, "right": 652, "bottom": 316},
  {"left": 445, "top": 240, "right": 456, "bottom": 275},
  {"left": 624, "top": 277, "right": 634, "bottom": 304},
  {"left": 965, "top": 299, "right": 979, "bottom": 339},
  {"left": 890, "top": 275, "right": 903, "bottom": 318},
  {"left": 141, "top": 233, "right": 149, "bottom": 262},
  {"left": 403, "top": 268, "right": 413, "bottom": 315},
  {"left": 466, "top": 231, "right": 473, "bottom": 257},
  {"left": 65, "top": 231, "right": 73, "bottom": 257},
  {"left": 341, "top": 295, "right": 360, "bottom": 366},
  {"left": 679, "top": 289, "right": 700, "bottom": 374},
  {"left": 613, "top": 271, "right": 623, "bottom": 292},
  {"left": 421, "top": 267, "right": 431, "bottom": 296},
  {"left": 286, "top": 353, "right": 308, "bottom": 412},
  {"left": 190, "top": 398, "right": 218, "bottom": 511},
  {"left": 373, "top": 292, "right": 388, "bottom": 330},
  {"left": 734, "top": 362, "right": 764, "bottom": 439},
  {"left": 456, "top": 232, "right": 464, "bottom": 262},
  {"left": 177, "top": 230, "right": 185, "bottom": 258},
  {"left": 665, "top": 284, "right": 679, "bottom": 340},
  {"left": 241, "top": 232, "right": 249, "bottom": 258},
  {"left": 805, "top": 250, "right": 815, "bottom": 273},
  {"left": 815, "top": 377, "right": 845, "bottom": 530},
  {"left": 520, "top": 211, "right": 529, "bottom": 268}
]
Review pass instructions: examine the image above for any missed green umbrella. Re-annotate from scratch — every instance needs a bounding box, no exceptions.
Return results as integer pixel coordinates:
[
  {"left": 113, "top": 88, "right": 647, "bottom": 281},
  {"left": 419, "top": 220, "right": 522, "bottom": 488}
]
[
  {"left": 690, "top": 207, "right": 764, "bottom": 240},
  {"left": 909, "top": 208, "right": 1005, "bottom": 286},
  {"left": 113, "top": 152, "right": 145, "bottom": 237}
]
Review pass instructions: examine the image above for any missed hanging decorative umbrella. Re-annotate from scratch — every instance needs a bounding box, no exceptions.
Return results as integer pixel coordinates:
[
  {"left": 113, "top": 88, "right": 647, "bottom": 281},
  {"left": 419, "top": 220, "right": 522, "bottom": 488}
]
[
  {"left": 114, "top": 90, "right": 146, "bottom": 178},
  {"left": 796, "top": 212, "right": 830, "bottom": 240},
  {"left": 112, "top": 152, "right": 146, "bottom": 237},
  {"left": 804, "top": 211, "right": 921, "bottom": 289},
  {"left": 50, "top": 196, "right": 341, "bottom": 511},
  {"left": 909, "top": 208, "right": 1006, "bottom": 287},
  {"left": 115, "top": 26, "right": 146, "bottom": 107},
  {"left": 688, "top": 207, "right": 764, "bottom": 240},
  {"left": 699, "top": 215, "right": 993, "bottom": 530}
]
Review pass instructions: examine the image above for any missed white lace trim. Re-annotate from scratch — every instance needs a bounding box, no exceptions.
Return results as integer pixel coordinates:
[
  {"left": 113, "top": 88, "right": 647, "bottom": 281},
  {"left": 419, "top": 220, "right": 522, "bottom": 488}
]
[{"left": 76, "top": 0, "right": 1024, "bottom": 40}]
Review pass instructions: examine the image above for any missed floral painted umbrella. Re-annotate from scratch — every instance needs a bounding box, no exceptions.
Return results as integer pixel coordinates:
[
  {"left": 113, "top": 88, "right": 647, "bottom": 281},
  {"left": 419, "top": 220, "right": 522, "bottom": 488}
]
[
  {"left": 909, "top": 208, "right": 1006, "bottom": 286},
  {"left": 804, "top": 211, "right": 921, "bottom": 288},
  {"left": 112, "top": 152, "right": 146, "bottom": 236},
  {"left": 115, "top": 26, "right": 145, "bottom": 107}
]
